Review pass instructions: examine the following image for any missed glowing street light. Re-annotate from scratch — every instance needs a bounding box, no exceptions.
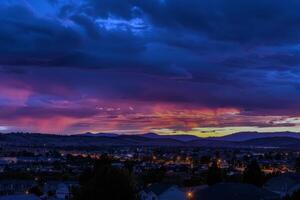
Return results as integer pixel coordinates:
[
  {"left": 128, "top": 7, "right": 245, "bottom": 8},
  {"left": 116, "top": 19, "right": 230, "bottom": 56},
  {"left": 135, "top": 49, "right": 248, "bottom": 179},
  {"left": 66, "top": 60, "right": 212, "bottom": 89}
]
[{"left": 187, "top": 191, "right": 193, "bottom": 199}]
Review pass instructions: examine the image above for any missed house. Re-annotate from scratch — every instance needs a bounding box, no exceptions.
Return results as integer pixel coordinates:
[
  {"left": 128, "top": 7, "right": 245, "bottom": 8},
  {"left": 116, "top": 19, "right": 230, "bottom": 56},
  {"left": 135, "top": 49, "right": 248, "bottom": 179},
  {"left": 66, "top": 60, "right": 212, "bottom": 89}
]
[
  {"left": 55, "top": 183, "right": 69, "bottom": 200},
  {"left": 182, "top": 185, "right": 208, "bottom": 199},
  {"left": 43, "top": 181, "right": 77, "bottom": 200},
  {"left": 0, "top": 194, "right": 40, "bottom": 200},
  {"left": 140, "top": 184, "right": 186, "bottom": 200},
  {"left": 264, "top": 173, "right": 300, "bottom": 198},
  {"left": 0, "top": 180, "right": 36, "bottom": 195},
  {"left": 194, "top": 183, "right": 280, "bottom": 200}
]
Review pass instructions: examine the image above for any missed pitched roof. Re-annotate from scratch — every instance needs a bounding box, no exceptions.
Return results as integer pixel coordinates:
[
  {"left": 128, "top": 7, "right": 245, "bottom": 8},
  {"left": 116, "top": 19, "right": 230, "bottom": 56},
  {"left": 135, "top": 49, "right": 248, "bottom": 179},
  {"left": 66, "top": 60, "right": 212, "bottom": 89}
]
[
  {"left": 0, "top": 195, "right": 40, "bottom": 200},
  {"left": 195, "top": 183, "right": 279, "bottom": 200},
  {"left": 264, "top": 173, "right": 300, "bottom": 192},
  {"left": 145, "top": 183, "right": 177, "bottom": 196}
]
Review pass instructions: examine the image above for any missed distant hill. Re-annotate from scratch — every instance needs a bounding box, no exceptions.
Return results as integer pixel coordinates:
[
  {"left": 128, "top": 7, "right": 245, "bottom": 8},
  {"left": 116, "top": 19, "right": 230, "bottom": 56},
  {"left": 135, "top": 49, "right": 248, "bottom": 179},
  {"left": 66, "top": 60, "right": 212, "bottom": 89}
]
[
  {"left": 210, "top": 131, "right": 300, "bottom": 142},
  {"left": 0, "top": 133, "right": 185, "bottom": 148},
  {"left": 79, "top": 132, "right": 201, "bottom": 142},
  {"left": 78, "top": 131, "right": 300, "bottom": 142},
  {"left": 239, "top": 137, "right": 300, "bottom": 148},
  {"left": 78, "top": 132, "right": 119, "bottom": 137},
  {"left": 189, "top": 139, "right": 235, "bottom": 147},
  {"left": 140, "top": 133, "right": 201, "bottom": 142},
  {"left": 1, "top": 132, "right": 300, "bottom": 149}
]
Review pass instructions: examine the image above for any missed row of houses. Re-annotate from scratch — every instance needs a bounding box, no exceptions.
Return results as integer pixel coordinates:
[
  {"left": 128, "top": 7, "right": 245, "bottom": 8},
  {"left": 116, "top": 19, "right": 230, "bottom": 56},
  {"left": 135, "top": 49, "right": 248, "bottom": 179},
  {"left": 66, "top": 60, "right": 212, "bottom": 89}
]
[
  {"left": 0, "top": 173, "right": 300, "bottom": 200},
  {"left": 140, "top": 173, "right": 300, "bottom": 200},
  {"left": 0, "top": 181, "right": 77, "bottom": 200}
]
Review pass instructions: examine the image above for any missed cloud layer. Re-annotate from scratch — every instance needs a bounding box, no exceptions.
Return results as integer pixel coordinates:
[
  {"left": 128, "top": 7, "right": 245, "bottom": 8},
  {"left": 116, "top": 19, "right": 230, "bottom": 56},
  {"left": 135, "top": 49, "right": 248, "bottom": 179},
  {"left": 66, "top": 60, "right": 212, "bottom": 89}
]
[{"left": 1, "top": 0, "right": 300, "bottom": 134}]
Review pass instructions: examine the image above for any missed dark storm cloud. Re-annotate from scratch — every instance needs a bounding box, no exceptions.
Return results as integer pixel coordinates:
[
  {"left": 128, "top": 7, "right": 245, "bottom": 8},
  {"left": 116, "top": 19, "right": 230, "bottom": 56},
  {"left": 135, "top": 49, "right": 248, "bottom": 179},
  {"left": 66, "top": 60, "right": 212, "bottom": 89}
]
[
  {"left": 0, "top": 106, "right": 98, "bottom": 120},
  {"left": 84, "top": 0, "right": 300, "bottom": 45},
  {"left": 2, "top": 0, "right": 300, "bottom": 72},
  {"left": 1, "top": 0, "right": 300, "bottom": 113},
  {"left": 0, "top": 1, "right": 147, "bottom": 70}
]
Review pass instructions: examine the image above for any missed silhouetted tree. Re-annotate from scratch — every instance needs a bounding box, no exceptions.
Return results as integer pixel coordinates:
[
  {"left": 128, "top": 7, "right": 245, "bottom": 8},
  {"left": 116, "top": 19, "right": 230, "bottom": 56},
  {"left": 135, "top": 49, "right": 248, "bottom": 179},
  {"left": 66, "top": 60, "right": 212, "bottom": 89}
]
[
  {"left": 28, "top": 186, "right": 43, "bottom": 197},
  {"left": 140, "top": 167, "right": 166, "bottom": 186},
  {"left": 124, "top": 160, "right": 136, "bottom": 173},
  {"left": 243, "top": 160, "right": 263, "bottom": 186},
  {"left": 72, "top": 157, "right": 137, "bottom": 200},
  {"left": 200, "top": 155, "right": 211, "bottom": 165},
  {"left": 284, "top": 189, "right": 300, "bottom": 200},
  {"left": 207, "top": 160, "right": 223, "bottom": 185},
  {"left": 295, "top": 158, "right": 300, "bottom": 172},
  {"left": 47, "top": 190, "right": 55, "bottom": 197}
]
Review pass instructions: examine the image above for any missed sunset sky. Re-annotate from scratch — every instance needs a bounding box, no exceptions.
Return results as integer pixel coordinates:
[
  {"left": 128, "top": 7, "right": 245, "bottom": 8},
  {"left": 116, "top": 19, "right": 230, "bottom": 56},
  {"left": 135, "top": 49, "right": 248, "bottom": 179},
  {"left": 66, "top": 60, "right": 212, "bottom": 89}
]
[{"left": 1, "top": 0, "right": 300, "bottom": 136}]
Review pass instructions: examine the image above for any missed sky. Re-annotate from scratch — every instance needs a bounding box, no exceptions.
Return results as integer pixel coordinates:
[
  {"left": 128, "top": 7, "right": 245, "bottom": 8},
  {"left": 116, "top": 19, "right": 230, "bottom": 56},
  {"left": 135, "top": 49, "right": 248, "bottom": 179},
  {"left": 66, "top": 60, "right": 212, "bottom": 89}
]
[{"left": 2, "top": 0, "right": 300, "bottom": 136}]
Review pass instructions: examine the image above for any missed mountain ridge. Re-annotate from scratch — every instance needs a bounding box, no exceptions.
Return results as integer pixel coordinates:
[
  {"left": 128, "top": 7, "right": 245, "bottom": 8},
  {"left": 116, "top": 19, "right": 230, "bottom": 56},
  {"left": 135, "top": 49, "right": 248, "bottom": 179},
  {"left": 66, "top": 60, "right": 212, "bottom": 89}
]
[
  {"left": 209, "top": 131, "right": 300, "bottom": 141},
  {"left": 1, "top": 132, "right": 300, "bottom": 149}
]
